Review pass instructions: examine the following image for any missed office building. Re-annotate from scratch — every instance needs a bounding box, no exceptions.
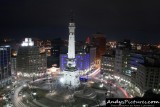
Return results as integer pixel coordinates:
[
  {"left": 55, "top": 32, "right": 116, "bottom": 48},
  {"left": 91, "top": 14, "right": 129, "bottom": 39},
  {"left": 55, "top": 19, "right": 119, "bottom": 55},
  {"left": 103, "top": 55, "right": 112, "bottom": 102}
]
[
  {"left": 17, "top": 38, "right": 47, "bottom": 77},
  {"left": 101, "top": 54, "right": 115, "bottom": 75},
  {"left": 92, "top": 33, "right": 106, "bottom": 67},
  {"left": 130, "top": 55, "right": 160, "bottom": 95},
  {"left": 0, "top": 45, "right": 12, "bottom": 87}
]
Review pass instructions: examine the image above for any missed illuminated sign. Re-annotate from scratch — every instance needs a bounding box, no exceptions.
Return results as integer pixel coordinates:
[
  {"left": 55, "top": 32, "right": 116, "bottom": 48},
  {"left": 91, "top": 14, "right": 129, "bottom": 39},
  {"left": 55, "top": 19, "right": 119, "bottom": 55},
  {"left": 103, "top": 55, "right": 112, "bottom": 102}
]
[{"left": 21, "top": 38, "right": 34, "bottom": 46}]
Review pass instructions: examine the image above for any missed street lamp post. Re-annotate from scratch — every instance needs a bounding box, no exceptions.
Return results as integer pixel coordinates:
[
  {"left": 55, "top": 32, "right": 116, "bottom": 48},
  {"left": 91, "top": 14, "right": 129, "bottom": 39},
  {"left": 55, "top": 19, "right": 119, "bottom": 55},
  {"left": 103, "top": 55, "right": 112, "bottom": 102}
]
[
  {"left": 33, "top": 73, "right": 35, "bottom": 82},
  {"left": 32, "top": 92, "right": 37, "bottom": 100},
  {"left": 22, "top": 94, "right": 26, "bottom": 103},
  {"left": 108, "top": 83, "right": 111, "bottom": 98}
]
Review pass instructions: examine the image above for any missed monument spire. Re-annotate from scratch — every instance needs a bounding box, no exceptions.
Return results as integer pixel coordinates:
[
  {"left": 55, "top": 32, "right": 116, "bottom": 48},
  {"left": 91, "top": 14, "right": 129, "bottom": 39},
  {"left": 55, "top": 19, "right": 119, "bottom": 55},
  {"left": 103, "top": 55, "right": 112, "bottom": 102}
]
[
  {"left": 59, "top": 14, "right": 80, "bottom": 88},
  {"left": 68, "top": 14, "right": 76, "bottom": 59}
]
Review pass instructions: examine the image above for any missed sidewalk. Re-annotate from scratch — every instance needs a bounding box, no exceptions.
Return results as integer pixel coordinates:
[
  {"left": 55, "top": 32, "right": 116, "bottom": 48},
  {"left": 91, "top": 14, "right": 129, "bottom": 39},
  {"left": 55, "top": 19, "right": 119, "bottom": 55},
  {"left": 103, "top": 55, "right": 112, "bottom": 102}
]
[{"left": 115, "top": 80, "right": 140, "bottom": 97}]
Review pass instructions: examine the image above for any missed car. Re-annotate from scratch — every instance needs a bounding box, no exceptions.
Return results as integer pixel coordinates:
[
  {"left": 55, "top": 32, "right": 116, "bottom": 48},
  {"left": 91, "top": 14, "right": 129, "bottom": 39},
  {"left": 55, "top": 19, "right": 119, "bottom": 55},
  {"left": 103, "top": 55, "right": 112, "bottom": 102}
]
[
  {"left": 11, "top": 90, "right": 14, "bottom": 95},
  {"left": 18, "top": 91, "right": 22, "bottom": 96},
  {"left": 8, "top": 102, "right": 14, "bottom": 107},
  {"left": 14, "top": 85, "right": 17, "bottom": 88}
]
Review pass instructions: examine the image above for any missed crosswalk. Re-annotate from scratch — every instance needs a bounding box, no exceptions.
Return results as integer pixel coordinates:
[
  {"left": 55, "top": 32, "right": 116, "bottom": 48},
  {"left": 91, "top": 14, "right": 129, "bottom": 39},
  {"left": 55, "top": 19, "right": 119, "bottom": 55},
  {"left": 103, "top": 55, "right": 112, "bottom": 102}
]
[{"left": 16, "top": 101, "right": 27, "bottom": 107}]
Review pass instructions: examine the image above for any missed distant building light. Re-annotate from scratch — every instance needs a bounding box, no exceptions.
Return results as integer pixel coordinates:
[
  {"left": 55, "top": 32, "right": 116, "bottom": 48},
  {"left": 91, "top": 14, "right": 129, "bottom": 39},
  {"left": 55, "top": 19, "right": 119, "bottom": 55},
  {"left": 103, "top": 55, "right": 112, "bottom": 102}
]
[
  {"left": 4, "top": 45, "right": 10, "bottom": 47},
  {"left": 0, "top": 48, "right": 7, "bottom": 51},
  {"left": 131, "top": 66, "right": 137, "bottom": 70},
  {"left": 22, "top": 94, "right": 26, "bottom": 98}
]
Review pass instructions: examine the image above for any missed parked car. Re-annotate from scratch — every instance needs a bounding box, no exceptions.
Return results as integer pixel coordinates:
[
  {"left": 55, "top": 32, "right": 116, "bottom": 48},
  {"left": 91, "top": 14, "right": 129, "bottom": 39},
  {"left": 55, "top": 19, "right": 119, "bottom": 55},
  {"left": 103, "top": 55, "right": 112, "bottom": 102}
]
[{"left": 18, "top": 91, "right": 22, "bottom": 96}]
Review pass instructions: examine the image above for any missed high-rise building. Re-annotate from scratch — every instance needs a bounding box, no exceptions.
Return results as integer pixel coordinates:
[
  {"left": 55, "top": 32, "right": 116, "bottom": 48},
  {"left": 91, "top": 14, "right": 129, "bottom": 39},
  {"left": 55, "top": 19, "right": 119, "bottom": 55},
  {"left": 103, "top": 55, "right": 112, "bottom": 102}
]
[
  {"left": 117, "top": 40, "right": 131, "bottom": 50},
  {"left": 114, "top": 40, "right": 131, "bottom": 75},
  {"left": 38, "top": 38, "right": 63, "bottom": 68},
  {"left": 101, "top": 54, "right": 115, "bottom": 75},
  {"left": 114, "top": 48, "right": 130, "bottom": 74},
  {"left": 88, "top": 47, "right": 96, "bottom": 69},
  {"left": 84, "top": 39, "right": 96, "bottom": 70},
  {"left": 92, "top": 33, "right": 106, "bottom": 67},
  {"left": 17, "top": 38, "right": 47, "bottom": 78},
  {"left": 47, "top": 46, "right": 60, "bottom": 68},
  {"left": 11, "top": 56, "right": 16, "bottom": 76},
  {"left": 130, "top": 55, "right": 160, "bottom": 95},
  {"left": 106, "top": 41, "right": 116, "bottom": 55},
  {"left": 0, "top": 45, "right": 12, "bottom": 87},
  {"left": 11, "top": 49, "right": 17, "bottom": 76}
]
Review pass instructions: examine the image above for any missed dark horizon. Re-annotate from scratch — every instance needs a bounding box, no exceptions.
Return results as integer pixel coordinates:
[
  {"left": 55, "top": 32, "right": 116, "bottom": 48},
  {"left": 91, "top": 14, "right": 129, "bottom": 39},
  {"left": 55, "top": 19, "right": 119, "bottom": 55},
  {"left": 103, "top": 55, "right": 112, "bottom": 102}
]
[{"left": 0, "top": 0, "right": 160, "bottom": 44}]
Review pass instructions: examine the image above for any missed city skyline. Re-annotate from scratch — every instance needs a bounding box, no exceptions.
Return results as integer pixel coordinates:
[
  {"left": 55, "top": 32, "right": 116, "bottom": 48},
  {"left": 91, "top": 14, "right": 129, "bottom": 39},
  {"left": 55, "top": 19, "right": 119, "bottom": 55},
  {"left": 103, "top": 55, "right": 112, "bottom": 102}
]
[
  {"left": 0, "top": 2, "right": 160, "bottom": 106},
  {"left": 0, "top": 0, "right": 160, "bottom": 43}
]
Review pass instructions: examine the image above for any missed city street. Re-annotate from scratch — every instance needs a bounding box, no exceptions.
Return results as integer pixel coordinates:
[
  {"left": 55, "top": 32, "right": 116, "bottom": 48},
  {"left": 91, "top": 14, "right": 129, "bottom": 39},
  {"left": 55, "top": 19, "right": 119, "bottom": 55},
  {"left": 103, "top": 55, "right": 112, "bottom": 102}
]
[
  {"left": 88, "top": 68, "right": 130, "bottom": 98},
  {"left": 7, "top": 68, "right": 132, "bottom": 107},
  {"left": 10, "top": 79, "right": 35, "bottom": 107}
]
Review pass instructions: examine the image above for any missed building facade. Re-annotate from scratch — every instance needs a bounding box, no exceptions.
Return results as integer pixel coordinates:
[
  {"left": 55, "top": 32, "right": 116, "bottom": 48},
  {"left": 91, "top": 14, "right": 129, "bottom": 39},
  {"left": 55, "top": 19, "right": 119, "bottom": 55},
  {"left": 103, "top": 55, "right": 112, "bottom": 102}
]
[
  {"left": 114, "top": 48, "right": 130, "bottom": 74},
  {"left": 92, "top": 33, "right": 106, "bottom": 67},
  {"left": 16, "top": 38, "right": 47, "bottom": 77},
  {"left": 11, "top": 57, "right": 16, "bottom": 75},
  {"left": 0, "top": 45, "right": 12, "bottom": 87},
  {"left": 101, "top": 54, "right": 115, "bottom": 75},
  {"left": 89, "top": 47, "right": 96, "bottom": 69},
  {"left": 131, "top": 56, "right": 160, "bottom": 94},
  {"left": 115, "top": 40, "right": 131, "bottom": 75},
  {"left": 84, "top": 45, "right": 96, "bottom": 69}
]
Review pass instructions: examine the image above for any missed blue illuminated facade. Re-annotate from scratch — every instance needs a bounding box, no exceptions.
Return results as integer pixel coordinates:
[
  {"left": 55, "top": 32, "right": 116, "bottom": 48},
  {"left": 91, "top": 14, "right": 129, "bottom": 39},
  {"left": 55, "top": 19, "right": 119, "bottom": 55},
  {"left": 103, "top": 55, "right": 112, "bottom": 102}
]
[
  {"left": 127, "top": 53, "right": 144, "bottom": 76},
  {"left": 79, "top": 75, "right": 88, "bottom": 82},
  {"left": 60, "top": 53, "right": 90, "bottom": 71},
  {"left": 130, "top": 53, "right": 144, "bottom": 66},
  {"left": 0, "top": 45, "right": 11, "bottom": 87}
]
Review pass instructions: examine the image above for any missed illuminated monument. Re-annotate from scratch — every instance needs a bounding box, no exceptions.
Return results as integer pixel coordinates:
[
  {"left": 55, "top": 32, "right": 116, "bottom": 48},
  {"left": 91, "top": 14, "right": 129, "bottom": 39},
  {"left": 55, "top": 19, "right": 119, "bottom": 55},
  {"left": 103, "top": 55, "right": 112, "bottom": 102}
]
[
  {"left": 44, "top": 19, "right": 97, "bottom": 106},
  {"left": 60, "top": 18, "right": 80, "bottom": 88}
]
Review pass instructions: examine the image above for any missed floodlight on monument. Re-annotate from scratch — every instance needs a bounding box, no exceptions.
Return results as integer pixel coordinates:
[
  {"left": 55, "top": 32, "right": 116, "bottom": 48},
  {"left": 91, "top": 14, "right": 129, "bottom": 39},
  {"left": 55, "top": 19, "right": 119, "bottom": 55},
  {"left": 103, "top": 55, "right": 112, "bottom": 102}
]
[{"left": 60, "top": 77, "right": 64, "bottom": 83}]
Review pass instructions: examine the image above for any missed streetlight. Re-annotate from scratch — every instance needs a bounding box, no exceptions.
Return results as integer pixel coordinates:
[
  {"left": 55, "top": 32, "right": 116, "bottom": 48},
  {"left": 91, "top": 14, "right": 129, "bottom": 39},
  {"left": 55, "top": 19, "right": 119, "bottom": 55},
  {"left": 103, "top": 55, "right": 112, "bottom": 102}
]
[
  {"left": 22, "top": 94, "right": 26, "bottom": 102},
  {"left": 99, "top": 83, "right": 104, "bottom": 88},
  {"left": 82, "top": 104, "right": 88, "bottom": 107},
  {"left": 32, "top": 92, "right": 37, "bottom": 100},
  {"left": 23, "top": 84, "right": 27, "bottom": 87},
  {"left": 33, "top": 73, "right": 35, "bottom": 81},
  {"left": 105, "top": 83, "right": 112, "bottom": 98},
  {"left": 60, "top": 77, "right": 64, "bottom": 84},
  {"left": 22, "top": 94, "right": 26, "bottom": 98},
  {"left": 49, "top": 80, "right": 53, "bottom": 93},
  {"left": 32, "top": 92, "right": 37, "bottom": 96}
]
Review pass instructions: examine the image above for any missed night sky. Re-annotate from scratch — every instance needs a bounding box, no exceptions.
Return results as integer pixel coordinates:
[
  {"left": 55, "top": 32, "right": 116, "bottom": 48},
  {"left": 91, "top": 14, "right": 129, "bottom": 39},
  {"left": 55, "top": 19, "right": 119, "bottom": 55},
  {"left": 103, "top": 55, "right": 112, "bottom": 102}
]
[{"left": 0, "top": 0, "right": 160, "bottom": 43}]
